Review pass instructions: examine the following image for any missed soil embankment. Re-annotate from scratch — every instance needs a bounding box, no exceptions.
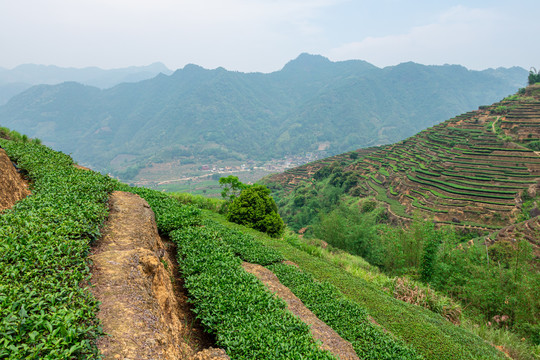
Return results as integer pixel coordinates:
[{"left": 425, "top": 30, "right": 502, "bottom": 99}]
[
  {"left": 90, "top": 191, "right": 228, "bottom": 360},
  {"left": 242, "top": 262, "right": 359, "bottom": 360},
  {"left": 0, "top": 148, "right": 30, "bottom": 211}
]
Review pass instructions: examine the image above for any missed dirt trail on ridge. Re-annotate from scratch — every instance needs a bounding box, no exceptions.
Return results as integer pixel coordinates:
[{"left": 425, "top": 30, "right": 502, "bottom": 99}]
[
  {"left": 242, "top": 262, "right": 359, "bottom": 360},
  {"left": 90, "top": 191, "right": 228, "bottom": 360},
  {"left": 0, "top": 148, "right": 30, "bottom": 211}
]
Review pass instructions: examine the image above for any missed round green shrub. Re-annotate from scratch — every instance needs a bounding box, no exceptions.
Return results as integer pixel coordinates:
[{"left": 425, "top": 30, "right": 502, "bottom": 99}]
[{"left": 227, "top": 185, "right": 285, "bottom": 237}]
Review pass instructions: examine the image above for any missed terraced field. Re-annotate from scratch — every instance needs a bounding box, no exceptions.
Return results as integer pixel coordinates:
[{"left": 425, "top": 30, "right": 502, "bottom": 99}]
[
  {"left": 265, "top": 84, "right": 540, "bottom": 230},
  {"left": 268, "top": 147, "right": 380, "bottom": 192},
  {"left": 497, "top": 87, "right": 540, "bottom": 143}
]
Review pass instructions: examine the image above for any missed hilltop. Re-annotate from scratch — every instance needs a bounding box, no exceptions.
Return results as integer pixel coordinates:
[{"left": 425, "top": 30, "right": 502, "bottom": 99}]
[{"left": 0, "top": 54, "right": 527, "bottom": 183}]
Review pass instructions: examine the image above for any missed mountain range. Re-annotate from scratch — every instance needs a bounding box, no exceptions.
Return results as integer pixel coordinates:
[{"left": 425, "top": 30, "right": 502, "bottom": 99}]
[
  {"left": 0, "top": 54, "right": 528, "bottom": 179},
  {"left": 0, "top": 62, "right": 172, "bottom": 105}
]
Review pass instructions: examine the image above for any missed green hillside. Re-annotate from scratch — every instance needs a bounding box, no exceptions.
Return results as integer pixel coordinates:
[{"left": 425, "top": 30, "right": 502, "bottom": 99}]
[
  {"left": 265, "top": 84, "right": 540, "bottom": 229},
  {"left": 262, "top": 85, "right": 540, "bottom": 357},
  {"left": 0, "top": 54, "right": 527, "bottom": 180},
  {"left": 0, "top": 133, "right": 515, "bottom": 359}
]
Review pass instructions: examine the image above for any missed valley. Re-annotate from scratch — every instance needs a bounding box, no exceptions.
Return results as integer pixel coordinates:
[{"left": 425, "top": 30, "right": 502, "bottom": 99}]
[
  {"left": 0, "top": 54, "right": 527, "bottom": 184},
  {"left": 131, "top": 151, "right": 328, "bottom": 195}
]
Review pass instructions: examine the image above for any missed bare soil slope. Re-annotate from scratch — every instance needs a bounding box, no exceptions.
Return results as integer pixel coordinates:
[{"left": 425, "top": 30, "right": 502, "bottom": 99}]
[
  {"left": 0, "top": 147, "right": 30, "bottom": 211},
  {"left": 90, "top": 191, "right": 228, "bottom": 360}
]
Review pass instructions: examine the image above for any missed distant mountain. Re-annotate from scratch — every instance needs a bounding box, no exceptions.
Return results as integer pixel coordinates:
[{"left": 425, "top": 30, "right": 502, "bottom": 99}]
[
  {"left": 0, "top": 62, "right": 172, "bottom": 104},
  {"left": 0, "top": 54, "right": 528, "bottom": 178},
  {"left": 0, "top": 82, "right": 29, "bottom": 107},
  {"left": 482, "top": 66, "right": 529, "bottom": 88}
]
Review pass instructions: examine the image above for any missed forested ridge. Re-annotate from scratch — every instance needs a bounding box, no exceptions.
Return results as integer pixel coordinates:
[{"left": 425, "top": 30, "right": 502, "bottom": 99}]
[{"left": 0, "top": 54, "right": 527, "bottom": 178}]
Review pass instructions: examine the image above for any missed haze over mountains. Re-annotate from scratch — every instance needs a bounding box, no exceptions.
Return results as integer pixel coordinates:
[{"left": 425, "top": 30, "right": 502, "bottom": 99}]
[
  {"left": 0, "top": 54, "right": 528, "bottom": 179},
  {"left": 0, "top": 62, "right": 172, "bottom": 105}
]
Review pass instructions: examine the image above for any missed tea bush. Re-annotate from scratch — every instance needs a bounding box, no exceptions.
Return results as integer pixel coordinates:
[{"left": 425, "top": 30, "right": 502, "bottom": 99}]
[
  {"left": 0, "top": 140, "right": 115, "bottom": 359},
  {"left": 170, "top": 226, "right": 335, "bottom": 359},
  {"left": 268, "top": 263, "right": 424, "bottom": 360}
]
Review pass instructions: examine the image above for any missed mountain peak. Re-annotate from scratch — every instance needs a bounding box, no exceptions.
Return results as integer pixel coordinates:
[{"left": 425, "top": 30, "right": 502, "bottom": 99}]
[
  {"left": 182, "top": 63, "right": 205, "bottom": 72},
  {"left": 281, "top": 53, "right": 332, "bottom": 72}
]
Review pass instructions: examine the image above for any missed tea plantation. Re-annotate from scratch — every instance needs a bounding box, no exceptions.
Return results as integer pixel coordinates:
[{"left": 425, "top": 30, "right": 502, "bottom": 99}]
[{"left": 0, "top": 137, "right": 509, "bottom": 358}]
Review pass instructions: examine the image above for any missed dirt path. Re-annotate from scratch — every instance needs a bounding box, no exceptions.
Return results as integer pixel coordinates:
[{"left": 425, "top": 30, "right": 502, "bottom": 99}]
[
  {"left": 90, "top": 191, "right": 228, "bottom": 360},
  {"left": 74, "top": 163, "right": 92, "bottom": 171},
  {"left": 242, "top": 262, "right": 359, "bottom": 360},
  {"left": 0, "top": 148, "right": 30, "bottom": 211}
]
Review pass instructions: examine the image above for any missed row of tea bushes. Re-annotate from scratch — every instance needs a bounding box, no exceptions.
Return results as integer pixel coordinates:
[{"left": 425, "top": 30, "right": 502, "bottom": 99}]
[
  {"left": 0, "top": 140, "right": 115, "bottom": 359},
  {"left": 170, "top": 225, "right": 336, "bottom": 359},
  {"left": 268, "top": 262, "right": 424, "bottom": 360}
]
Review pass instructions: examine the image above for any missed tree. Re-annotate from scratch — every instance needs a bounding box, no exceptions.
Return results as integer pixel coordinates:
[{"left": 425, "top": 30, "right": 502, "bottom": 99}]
[
  {"left": 219, "top": 175, "right": 247, "bottom": 202},
  {"left": 420, "top": 235, "right": 442, "bottom": 282},
  {"left": 227, "top": 184, "right": 285, "bottom": 237},
  {"left": 528, "top": 67, "right": 540, "bottom": 85}
]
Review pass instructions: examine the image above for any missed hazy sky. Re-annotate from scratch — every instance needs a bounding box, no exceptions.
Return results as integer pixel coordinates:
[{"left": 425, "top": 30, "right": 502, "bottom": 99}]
[{"left": 1, "top": 0, "right": 539, "bottom": 72}]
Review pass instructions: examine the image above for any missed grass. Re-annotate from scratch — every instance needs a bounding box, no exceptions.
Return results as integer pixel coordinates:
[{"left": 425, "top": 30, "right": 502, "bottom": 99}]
[
  {"left": 156, "top": 179, "right": 223, "bottom": 196},
  {"left": 268, "top": 262, "right": 423, "bottom": 359},
  {"left": 370, "top": 182, "right": 412, "bottom": 218},
  {"left": 170, "top": 192, "right": 225, "bottom": 213},
  {"left": 461, "top": 318, "right": 540, "bottom": 360}
]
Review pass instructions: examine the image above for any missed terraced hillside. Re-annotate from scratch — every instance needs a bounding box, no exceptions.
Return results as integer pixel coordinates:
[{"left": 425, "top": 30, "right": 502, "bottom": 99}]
[
  {"left": 489, "top": 216, "right": 540, "bottom": 259},
  {"left": 268, "top": 147, "right": 380, "bottom": 192},
  {"left": 1, "top": 133, "right": 516, "bottom": 359},
  {"left": 265, "top": 84, "right": 540, "bottom": 230}
]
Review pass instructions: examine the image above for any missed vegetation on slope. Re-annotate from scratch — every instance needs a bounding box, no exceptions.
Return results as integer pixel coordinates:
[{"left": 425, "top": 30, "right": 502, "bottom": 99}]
[
  {"left": 204, "top": 212, "right": 510, "bottom": 360},
  {"left": 110, "top": 171, "right": 507, "bottom": 359},
  {"left": 171, "top": 224, "right": 340, "bottom": 359},
  {"left": 0, "top": 140, "right": 114, "bottom": 359},
  {"left": 267, "top": 262, "right": 422, "bottom": 359},
  {"left": 262, "top": 85, "right": 540, "bottom": 355},
  {"left": 0, "top": 132, "right": 530, "bottom": 359},
  {"left": 278, "top": 226, "right": 539, "bottom": 360},
  {"left": 124, "top": 180, "right": 424, "bottom": 359}
]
